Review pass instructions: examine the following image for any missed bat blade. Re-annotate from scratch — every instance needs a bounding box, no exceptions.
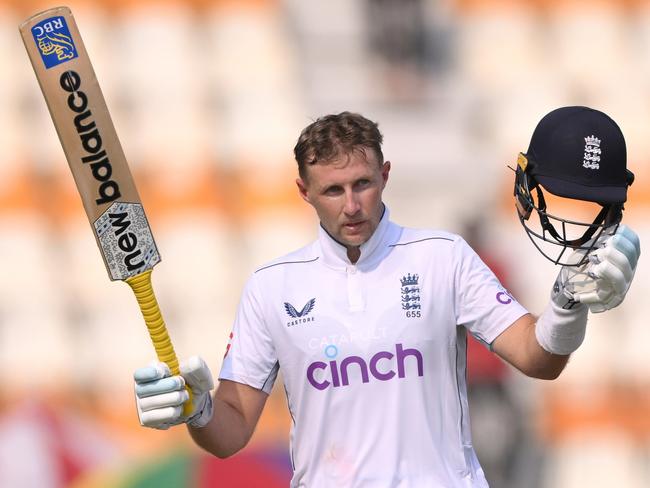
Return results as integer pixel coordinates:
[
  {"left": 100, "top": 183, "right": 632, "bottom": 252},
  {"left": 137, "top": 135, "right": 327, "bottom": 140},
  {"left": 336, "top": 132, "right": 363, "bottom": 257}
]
[{"left": 19, "top": 7, "right": 160, "bottom": 281}]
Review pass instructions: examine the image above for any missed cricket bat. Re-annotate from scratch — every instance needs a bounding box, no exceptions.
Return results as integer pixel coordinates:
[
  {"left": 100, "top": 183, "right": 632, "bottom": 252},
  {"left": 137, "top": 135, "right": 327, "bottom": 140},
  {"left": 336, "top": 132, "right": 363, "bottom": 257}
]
[{"left": 20, "top": 6, "right": 193, "bottom": 414}]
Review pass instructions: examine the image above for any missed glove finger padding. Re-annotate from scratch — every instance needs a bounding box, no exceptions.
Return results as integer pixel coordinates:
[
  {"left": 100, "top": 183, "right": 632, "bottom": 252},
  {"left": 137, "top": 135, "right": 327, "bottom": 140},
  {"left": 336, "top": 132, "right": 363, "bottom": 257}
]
[
  {"left": 138, "top": 389, "right": 189, "bottom": 411},
  {"left": 572, "top": 281, "right": 614, "bottom": 306},
  {"left": 179, "top": 356, "right": 215, "bottom": 428},
  {"left": 180, "top": 356, "right": 214, "bottom": 394},
  {"left": 134, "top": 361, "right": 171, "bottom": 384},
  {"left": 589, "top": 255, "right": 631, "bottom": 295},
  {"left": 139, "top": 406, "right": 184, "bottom": 430},
  {"left": 605, "top": 228, "right": 640, "bottom": 268},
  {"left": 615, "top": 225, "right": 641, "bottom": 261},
  {"left": 136, "top": 375, "right": 185, "bottom": 398},
  {"left": 567, "top": 225, "right": 640, "bottom": 313},
  {"left": 134, "top": 356, "right": 215, "bottom": 430}
]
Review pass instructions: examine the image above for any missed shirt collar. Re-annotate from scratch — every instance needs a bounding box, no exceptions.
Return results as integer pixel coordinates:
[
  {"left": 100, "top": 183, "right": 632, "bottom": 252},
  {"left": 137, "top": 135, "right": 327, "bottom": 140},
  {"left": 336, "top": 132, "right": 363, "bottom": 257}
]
[{"left": 318, "top": 205, "right": 395, "bottom": 270}]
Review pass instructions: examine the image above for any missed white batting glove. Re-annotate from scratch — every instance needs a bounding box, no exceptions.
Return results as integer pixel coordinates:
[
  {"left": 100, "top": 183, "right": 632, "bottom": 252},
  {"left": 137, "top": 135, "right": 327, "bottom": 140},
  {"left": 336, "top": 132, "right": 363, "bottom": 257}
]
[
  {"left": 134, "top": 356, "right": 214, "bottom": 430},
  {"left": 553, "top": 225, "right": 641, "bottom": 313}
]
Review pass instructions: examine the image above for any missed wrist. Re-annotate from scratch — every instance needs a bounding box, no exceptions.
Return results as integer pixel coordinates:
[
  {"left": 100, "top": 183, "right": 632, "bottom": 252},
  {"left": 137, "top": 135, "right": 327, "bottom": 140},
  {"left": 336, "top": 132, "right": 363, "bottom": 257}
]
[{"left": 535, "top": 297, "right": 588, "bottom": 355}]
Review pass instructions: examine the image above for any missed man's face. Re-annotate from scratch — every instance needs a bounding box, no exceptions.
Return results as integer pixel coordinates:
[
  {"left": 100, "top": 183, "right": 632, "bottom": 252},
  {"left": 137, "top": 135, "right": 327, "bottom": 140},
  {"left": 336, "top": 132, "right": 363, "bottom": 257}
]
[{"left": 296, "top": 148, "right": 391, "bottom": 252}]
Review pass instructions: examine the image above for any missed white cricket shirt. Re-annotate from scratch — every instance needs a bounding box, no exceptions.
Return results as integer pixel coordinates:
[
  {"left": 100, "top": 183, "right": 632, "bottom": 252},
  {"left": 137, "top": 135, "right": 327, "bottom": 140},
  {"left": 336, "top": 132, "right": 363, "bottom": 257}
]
[{"left": 220, "top": 208, "right": 528, "bottom": 487}]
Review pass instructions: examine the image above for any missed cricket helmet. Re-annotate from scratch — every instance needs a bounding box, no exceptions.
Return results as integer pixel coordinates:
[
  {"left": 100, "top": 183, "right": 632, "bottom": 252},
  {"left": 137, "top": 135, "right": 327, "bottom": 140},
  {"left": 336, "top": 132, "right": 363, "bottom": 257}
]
[{"left": 514, "top": 106, "right": 634, "bottom": 265}]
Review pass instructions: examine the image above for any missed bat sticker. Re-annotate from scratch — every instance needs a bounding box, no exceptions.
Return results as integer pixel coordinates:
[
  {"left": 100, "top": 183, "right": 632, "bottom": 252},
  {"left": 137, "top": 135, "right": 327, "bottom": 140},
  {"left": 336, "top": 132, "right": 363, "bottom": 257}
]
[
  {"left": 94, "top": 202, "right": 161, "bottom": 280},
  {"left": 31, "top": 16, "right": 78, "bottom": 69}
]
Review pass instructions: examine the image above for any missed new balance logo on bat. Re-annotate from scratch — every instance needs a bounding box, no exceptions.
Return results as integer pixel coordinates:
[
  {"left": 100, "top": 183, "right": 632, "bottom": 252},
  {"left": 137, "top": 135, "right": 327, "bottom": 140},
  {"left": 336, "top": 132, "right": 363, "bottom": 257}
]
[
  {"left": 109, "top": 211, "right": 145, "bottom": 272},
  {"left": 94, "top": 202, "right": 159, "bottom": 280},
  {"left": 60, "top": 69, "right": 121, "bottom": 205}
]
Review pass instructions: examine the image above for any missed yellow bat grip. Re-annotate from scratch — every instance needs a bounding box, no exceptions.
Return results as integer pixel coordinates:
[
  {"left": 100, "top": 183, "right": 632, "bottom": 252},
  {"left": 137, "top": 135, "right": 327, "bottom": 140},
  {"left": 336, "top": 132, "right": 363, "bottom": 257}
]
[{"left": 126, "top": 269, "right": 194, "bottom": 417}]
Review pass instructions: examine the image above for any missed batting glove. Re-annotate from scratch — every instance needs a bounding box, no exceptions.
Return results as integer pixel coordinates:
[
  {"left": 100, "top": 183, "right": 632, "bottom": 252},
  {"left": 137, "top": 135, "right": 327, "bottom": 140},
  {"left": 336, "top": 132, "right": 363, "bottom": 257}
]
[
  {"left": 553, "top": 225, "right": 640, "bottom": 313},
  {"left": 134, "top": 356, "right": 214, "bottom": 430}
]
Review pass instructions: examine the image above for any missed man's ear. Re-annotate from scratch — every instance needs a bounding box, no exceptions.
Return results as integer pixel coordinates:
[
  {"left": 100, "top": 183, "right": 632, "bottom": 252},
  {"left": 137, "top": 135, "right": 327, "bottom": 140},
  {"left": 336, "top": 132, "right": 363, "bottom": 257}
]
[
  {"left": 381, "top": 161, "right": 391, "bottom": 188},
  {"left": 296, "top": 177, "right": 311, "bottom": 204}
]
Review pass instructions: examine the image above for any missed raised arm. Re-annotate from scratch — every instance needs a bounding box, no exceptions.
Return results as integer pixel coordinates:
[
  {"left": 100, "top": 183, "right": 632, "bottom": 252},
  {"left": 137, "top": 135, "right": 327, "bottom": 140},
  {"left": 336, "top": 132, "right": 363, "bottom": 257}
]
[
  {"left": 492, "top": 313, "right": 569, "bottom": 380},
  {"left": 491, "top": 225, "right": 639, "bottom": 380}
]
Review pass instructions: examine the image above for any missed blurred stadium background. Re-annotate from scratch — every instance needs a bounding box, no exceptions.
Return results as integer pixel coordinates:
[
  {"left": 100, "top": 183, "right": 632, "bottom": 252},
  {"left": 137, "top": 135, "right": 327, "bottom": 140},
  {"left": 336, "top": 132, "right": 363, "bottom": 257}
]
[{"left": 0, "top": 0, "right": 648, "bottom": 486}]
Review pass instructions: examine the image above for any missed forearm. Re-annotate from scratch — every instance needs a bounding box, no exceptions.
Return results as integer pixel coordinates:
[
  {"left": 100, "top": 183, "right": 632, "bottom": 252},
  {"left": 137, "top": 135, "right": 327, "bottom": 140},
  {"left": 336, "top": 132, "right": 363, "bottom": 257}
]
[
  {"left": 521, "top": 317, "right": 570, "bottom": 379},
  {"left": 187, "top": 380, "right": 268, "bottom": 459},
  {"left": 492, "top": 313, "right": 570, "bottom": 380},
  {"left": 187, "top": 395, "right": 254, "bottom": 458}
]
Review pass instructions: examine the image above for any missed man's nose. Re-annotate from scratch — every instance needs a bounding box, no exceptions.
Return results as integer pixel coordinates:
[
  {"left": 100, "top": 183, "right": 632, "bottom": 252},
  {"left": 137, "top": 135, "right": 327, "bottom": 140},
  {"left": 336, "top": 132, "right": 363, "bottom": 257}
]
[{"left": 343, "top": 190, "right": 361, "bottom": 216}]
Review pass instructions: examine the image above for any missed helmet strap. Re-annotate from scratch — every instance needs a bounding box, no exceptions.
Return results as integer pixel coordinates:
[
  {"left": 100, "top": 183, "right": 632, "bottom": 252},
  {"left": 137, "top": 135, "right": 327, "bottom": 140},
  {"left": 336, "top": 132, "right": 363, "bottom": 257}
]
[{"left": 536, "top": 186, "right": 612, "bottom": 246}]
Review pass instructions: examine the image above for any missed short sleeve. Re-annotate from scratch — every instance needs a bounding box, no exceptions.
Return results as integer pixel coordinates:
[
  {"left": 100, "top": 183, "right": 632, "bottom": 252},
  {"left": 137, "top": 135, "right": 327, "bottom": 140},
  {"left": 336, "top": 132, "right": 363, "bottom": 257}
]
[
  {"left": 453, "top": 238, "right": 529, "bottom": 345},
  {"left": 219, "top": 274, "right": 279, "bottom": 394}
]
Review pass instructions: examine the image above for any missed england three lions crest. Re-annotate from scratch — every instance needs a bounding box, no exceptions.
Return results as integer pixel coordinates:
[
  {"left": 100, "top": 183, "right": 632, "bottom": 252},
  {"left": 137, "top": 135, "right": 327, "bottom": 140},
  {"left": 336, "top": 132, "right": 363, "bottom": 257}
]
[
  {"left": 583, "top": 135, "right": 601, "bottom": 170},
  {"left": 401, "top": 273, "right": 421, "bottom": 318}
]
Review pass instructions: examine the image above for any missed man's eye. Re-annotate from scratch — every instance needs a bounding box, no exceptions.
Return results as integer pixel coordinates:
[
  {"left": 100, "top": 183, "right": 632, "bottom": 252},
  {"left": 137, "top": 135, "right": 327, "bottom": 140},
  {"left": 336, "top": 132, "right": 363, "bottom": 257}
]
[
  {"left": 324, "top": 186, "right": 343, "bottom": 195},
  {"left": 356, "top": 179, "right": 370, "bottom": 188}
]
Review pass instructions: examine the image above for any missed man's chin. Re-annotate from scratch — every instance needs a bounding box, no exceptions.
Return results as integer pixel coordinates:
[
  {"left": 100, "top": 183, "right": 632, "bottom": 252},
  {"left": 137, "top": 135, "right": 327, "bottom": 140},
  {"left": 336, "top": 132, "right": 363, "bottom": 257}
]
[{"left": 339, "top": 234, "right": 369, "bottom": 248}]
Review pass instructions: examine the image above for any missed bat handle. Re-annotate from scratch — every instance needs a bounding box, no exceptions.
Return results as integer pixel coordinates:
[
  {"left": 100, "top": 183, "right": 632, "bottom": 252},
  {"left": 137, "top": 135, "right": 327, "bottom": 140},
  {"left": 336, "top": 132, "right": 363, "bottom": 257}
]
[{"left": 126, "top": 269, "right": 194, "bottom": 416}]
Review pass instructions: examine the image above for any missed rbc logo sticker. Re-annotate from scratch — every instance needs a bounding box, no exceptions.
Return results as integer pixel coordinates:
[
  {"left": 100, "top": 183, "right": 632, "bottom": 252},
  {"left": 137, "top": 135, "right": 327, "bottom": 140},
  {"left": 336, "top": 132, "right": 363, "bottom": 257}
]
[{"left": 31, "top": 16, "right": 78, "bottom": 69}]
